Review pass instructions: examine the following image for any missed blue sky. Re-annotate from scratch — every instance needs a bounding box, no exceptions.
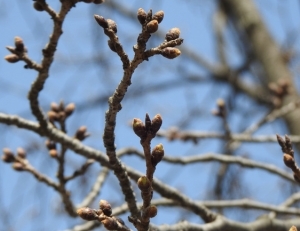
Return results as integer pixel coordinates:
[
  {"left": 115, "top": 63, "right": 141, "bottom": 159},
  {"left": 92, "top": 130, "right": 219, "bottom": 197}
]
[{"left": 1, "top": 1, "right": 300, "bottom": 230}]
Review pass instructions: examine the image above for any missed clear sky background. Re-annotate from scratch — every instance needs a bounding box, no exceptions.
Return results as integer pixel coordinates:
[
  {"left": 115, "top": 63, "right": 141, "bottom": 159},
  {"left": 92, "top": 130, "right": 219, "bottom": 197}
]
[{"left": 1, "top": 1, "right": 300, "bottom": 231}]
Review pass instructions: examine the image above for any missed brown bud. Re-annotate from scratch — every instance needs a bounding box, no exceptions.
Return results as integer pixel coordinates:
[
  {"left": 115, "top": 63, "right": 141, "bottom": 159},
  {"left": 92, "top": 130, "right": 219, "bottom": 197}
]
[
  {"left": 146, "top": 20, "right": 158, "bottom": 33},
  {"left": 142, "top": 205, "right": 157, "bottom": 220},
  {"left": 2, "top": 148, "right": 15, "bottom": 163},
  {"left": 151, "top": 143, "right": 164, "bottom": 166},
  {"left": 132, "top": 118, "right": 146, "bottom": 138},
  {"left": 75, "top": 126, "right": 89, "bottom": 141},
  {"left": 33, "top": 1, "right": 44, "bottom": 11},
  {"left": 107, "top": 40, "right": 117, "bottom": 52},
  {"left": 94, "top": 0, "right": 105, "bottom": 4},
  {"left": 102, "top": 217, "right": 118, "bottom": 230},
  {"left": 151, "top": 114, "right": 162, "bottom": 134},
  {"left": 161, "top": 47, "right": 181, "bottom": 59},
  {"left": 107, "top": 19, "right": 117, "bottom": 33},
  {"left": 4, "top": 54, "right": 20, "bottom": 63},
  {"left": 165, "top": 28, "right": 181, "bottom": 41},
  {"left": 152, "top": 10, "right": 164, "bottom": 24},
  {"left": 65, "top": 103, "right": 75, "bottom": 117},
  {"left": 49, "top": 149, "right": 58, "bottom": 158},
  {"left": 77, "top": 207, "right": 98, "bottom": 221},
  {"left": 94, "top": 15, "right": 109, "bottom": 29},
  {"left": 283, "top": 153, "right": 295, "bottom": 169},
  {"left": 137, "top": 8, "right": 147, "bottom": 25},
  {"left": 17, "top": 148, "right": 26, "bottom": 159},
  {"left": 14, "top": 37, "right": 25, "bottom": 52},
  {"left": 47, "top": 111, "right": 58, "bottom": 122},
  {"left": 50, "top": 102, "right": 60, "bottom": 112},
  {"left": 137, "top": 176, "right": 151, "bottom": 191},
  {"left": 12, "top": 162, "right": 25, "bottom": 171},
  {"left": 99, "top": 200, "right": 112, "bottom": 216}
]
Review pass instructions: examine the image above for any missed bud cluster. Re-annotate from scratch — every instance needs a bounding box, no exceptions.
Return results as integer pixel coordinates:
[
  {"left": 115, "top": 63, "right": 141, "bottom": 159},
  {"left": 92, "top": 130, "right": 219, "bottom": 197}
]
[
  {"left": 132, "top": 114, "right": 162, "bottom": 139},
  {"left": 277, "top": 135, "right": 300, "bottom": 183},
  {"left": 137, "top": 8, "right": 164, "bottom": 32},
  {"left": 77, "top": 200, "right": 128, "bottom": 230},
  {"left": 2, "top": 148, "right": 27, "bottom": 171},
  {"left": 4, "top": 37, "right": 27, "bottom": 64},
  {"left": 47, "top": 101, "right": 75, "bottom": 123}
]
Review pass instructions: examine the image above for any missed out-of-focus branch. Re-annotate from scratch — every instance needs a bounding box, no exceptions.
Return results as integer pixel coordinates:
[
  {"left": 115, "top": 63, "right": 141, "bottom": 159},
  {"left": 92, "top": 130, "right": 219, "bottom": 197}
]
[{"left": 219, "top": 0, "right": 300, "bottom": 153}]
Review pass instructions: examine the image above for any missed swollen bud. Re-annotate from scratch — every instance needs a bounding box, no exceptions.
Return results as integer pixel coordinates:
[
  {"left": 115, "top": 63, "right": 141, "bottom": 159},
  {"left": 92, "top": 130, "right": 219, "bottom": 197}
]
[
  {"left": 12, "top": 162, "right": 25, "bottom": 171},
  {"left": 137, "top": 176, "right": 151, "bottom": 191},
  {"left": 151, "top": 143, "right": 164, "bottom": 166},
  {"left": 75, "top": 126, "right": 90, "bottom": 141},
  {"left": 283, "top": 153, "right": 295, "bottom": 169},
  {"left": 132, "top": 118, "right": 146, "bottom": 138},
  {"left": 33, "top": 1, "right": 44, "bottom": 11},
  {"left": 142, "top": 205, "right": 157, "bottom": 220},
  {"left": 17, "top": 148, "right": 26, "bottom": 159},
  {"left": 107, "top": 19, "right": 117, "bottom": 33},
  {"left": 4, "top": 54, "right": 20, "bottom": 63},
  {"left": 137, "top": 8, "right": 147, "bottom": 25},
  {"left": 152, "top": 10, "right": 164, "bottom": 23},
  {"left": 146, "top": 20, "right": 158, "bottom": 33},
  {"left": 165, "top": 28, "right": 181, "bottom": 41},
  {"left": 2, "top": 148, "right": 15, "bottom": 163},
  {"left": 77, "top": 207, "right": 98, "bottom": 221},
  {"left": 65, "top": 103, "right": 75, "bottom": 117},
  {"left": 99, "top": 200, "right": 112, "bottom": 216},
  {"left": 151, "top": 114, "right": 162, "bottom": 134},
  {"left": 161, "top": 47, "right": 181, "bottom": 59},
  {"left": 94, "top": 15, "right": 109, "bottom": 29},
  {"left": 14, "top": 37, "right": 25, "bottom": 52}
]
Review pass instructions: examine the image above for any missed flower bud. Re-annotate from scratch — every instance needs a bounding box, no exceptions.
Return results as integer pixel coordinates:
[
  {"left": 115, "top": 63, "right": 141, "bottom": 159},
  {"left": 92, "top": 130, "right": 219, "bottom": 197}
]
[
  {"left": 49, "top": 149, "right": 58, "bottom": 158},
  {"left": 77, "top": 207, "right": 98, "bottom": 221},
  {"left": 17, "top": 148, "right": 26, "bottom": 159},
  {"left": 152, "top": 10, "right": 164, "bottom": 23},
  {"left": 47, "top": 111, "right": 58, "bottom": 122},
  {"left": 50, "top": 102, "right": 60, "bottom": 112},
  {"left": 132, "top": 118, "right": 146, "bottom": 138},
  {"left": 151, "top": 143, "right": 164, "bottom": 166},
  {"left": 75, "top": 126, "right": 89, "bottom": 141},
  {"left": 107, "top": 19, "right": 117, "bottom": 33},
  {"left": 2, "top": 148, "right": 15, "bottom": 163},
  {"left": 14, "top": 37, "right": 25, "bottom": 52},
  {"left": 65, "top": 103, "right": 75, "bottom": 117},
  {"left": 4, "top": 54, "right": 20, "bottom": 63},
  {"left": 151, "top": 114, "right": 162, "bottom": 134},
  {"left": 165, "top": 28, "right": 181, "bottom": 41},
  {"left": 12, "top": 162, "right": 25, "bottom": 171},
  {"left": 142, "top": 205, "right": 157, "bottom": 220},
  {"left": 99, "top": 200, "right": 112, "bottom": 216},
  {"left": 33, "top": 1, "right": 44, "bottom": 11},
  {"left": 161, "top": 47, "right": 181, "bottom": 59},
  {"left": 137, "top": 176, "right": 151, "bottom": 191},
  {"left": 94, "top": 15, "right": 109, "bottom": 29},
  {"left": 283, "top": 153, "right": 295, "bottom": 169},
  {"left": 45, "top": 140, "right": 56, "bottom": 150},
  {"left": 146, "top": 20, "right": 158, "bottom": 33},
  {"left": 137, "top": 8, "right": 147, "bottom": 25},
  {"left": 102, "top": 217, "right": 118, "bottom": 230}
]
